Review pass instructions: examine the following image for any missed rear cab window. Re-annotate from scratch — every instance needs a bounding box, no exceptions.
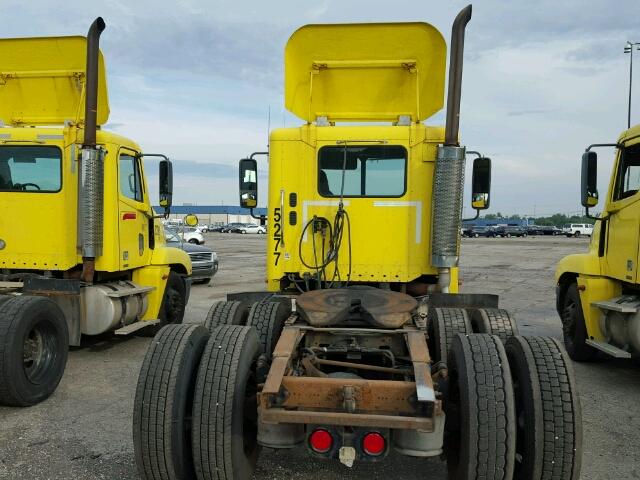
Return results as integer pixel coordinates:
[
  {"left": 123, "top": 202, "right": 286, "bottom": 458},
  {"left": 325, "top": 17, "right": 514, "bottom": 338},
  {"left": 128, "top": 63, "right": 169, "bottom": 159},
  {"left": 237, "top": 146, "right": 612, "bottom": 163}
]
[{"left": 318, "top": 145, "right": 407, "bottom": 197}]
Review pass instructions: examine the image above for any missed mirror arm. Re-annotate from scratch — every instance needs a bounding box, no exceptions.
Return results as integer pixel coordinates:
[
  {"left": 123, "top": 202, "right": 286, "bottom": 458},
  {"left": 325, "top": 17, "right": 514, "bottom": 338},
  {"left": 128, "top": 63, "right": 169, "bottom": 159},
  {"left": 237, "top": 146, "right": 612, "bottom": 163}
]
[
  {"left": 136, "top": 153, "right": 170, "bottom": 161},
  {"left": 249, "top": 208, "right": 266, "bottom": 221},
  {"left": 585, "top": 143, "right": 621, "bottom": 152},
  {"left": 250, "top": 151, "right": 269, "bottom": 160},
  {"left": 462, "top": 209, "right": 480, "bottom": 222},
  {"left": 584, "top": 207, "right": 606, "bottom": 222},
  {"left": 466, "top": 150, "right": 482, "bottom": 159}
]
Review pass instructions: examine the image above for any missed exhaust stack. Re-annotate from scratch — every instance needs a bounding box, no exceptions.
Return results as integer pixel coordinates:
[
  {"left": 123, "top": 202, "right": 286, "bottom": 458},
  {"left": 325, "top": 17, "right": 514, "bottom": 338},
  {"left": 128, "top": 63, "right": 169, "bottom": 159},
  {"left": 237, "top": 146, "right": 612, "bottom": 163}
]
[
  {"left": 79, "top": 17, "right": 106, "bottom": 283},
  {"left": 431, "top": 5, "right": 472, "bottom": 292}
]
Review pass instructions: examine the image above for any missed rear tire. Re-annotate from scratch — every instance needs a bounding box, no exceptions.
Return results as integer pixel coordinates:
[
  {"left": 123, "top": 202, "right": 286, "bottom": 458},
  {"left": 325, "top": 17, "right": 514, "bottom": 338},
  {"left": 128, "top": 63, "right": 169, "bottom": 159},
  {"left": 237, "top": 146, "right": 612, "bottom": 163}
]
[
  {"left": 471, "top": 308, "right": 519, "bottom": 343},
  {"left": 204, "top": 301, "right": 248, "bottom": 332},
  {"left": 192, "top": 325, "right": 260, "bottom": 480},
  {"left": 428, "top": 307, "right": 472, "bottom": 364},
  {"left": 0, "top": 295, "right": 69, "bottom": 407},
  {"left": 505, "top": 336, "right": 582, "bottom": 480},
  {"left": 561, "top": 284, "right": 597, "bottom": 361},
  {"left": 246, "top": 301, "right": 291, "bottom": 357},
  {"left": 133, "top": 323, "right": 210, "bottom": 480},
  {"left": 445, "top": 334, "right": 516, "bottom": 480}
]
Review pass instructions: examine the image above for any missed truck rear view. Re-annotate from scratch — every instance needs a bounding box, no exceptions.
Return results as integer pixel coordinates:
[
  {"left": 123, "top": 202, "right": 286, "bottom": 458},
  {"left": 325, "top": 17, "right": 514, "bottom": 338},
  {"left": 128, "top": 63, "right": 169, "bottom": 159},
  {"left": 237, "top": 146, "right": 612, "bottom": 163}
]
[{"left": 134, "top": 6, "right": 583, "bottom": 480}]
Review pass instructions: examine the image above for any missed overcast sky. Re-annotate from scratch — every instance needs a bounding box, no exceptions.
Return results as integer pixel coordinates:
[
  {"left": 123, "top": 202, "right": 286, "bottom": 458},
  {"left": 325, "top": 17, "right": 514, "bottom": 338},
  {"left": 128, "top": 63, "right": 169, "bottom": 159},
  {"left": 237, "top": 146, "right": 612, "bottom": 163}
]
[{"left": 3, "top": 0, "right": 639, "bottom": 216}]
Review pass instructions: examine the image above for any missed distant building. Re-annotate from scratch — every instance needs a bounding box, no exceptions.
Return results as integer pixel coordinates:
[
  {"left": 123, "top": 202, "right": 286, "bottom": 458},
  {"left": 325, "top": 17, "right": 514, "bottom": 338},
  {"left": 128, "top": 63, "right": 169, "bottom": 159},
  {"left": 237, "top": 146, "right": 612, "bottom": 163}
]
[{"left": 153, "top": 205, "right": 268, "bottom": 225}]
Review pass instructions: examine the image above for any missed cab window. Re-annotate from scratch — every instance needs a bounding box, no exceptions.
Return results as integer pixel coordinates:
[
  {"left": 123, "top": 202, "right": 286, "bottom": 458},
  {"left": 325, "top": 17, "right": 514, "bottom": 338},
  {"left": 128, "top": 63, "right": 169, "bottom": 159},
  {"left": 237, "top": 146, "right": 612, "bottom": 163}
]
[
  {"left": 119, "top": 153, "right": 143, "bottom": 202},
  {"left": 318, "top": 145, "right": 407, "bottom": 197},
  {"left": 614, "top": 144, "right": 640, "bottom": 201},
  {"left": 0, "top": 146, "right": 62, "bottom": 192}
]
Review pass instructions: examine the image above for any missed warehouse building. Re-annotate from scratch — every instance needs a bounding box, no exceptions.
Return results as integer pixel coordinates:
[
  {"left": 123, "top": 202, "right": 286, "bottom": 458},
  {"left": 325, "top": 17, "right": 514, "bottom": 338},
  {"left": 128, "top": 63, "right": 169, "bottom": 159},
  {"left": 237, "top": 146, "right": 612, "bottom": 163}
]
[{"left": 153, "top": 205, "right": 268, "bottom": 226}]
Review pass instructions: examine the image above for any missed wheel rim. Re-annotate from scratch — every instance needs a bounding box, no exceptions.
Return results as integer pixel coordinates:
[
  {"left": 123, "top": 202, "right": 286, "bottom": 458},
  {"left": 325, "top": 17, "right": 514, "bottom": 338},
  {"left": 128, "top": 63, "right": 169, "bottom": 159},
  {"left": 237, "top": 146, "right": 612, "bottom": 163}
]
[{"left": 23, "top": 318, "right": 58, "bottom": 384}]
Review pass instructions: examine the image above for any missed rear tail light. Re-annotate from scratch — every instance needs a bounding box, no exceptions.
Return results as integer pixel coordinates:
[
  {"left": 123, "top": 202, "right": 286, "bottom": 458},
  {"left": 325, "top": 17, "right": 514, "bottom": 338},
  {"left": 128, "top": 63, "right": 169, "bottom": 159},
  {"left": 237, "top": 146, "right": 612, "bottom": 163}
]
[
  {"left": 362, "top": 432, "right": 385, "bottom": 456},
  {"left": 309, "top": 428, "right": 333, "bottom": 453}
]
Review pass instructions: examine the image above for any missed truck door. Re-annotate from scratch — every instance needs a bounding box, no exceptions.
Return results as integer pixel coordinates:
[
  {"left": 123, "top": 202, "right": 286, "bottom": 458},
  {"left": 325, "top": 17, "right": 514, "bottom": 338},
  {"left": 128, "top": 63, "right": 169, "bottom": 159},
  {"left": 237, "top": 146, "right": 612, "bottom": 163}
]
[
  {"left": 118, "top": 149, "right": 152, "bottom": 271},
  {"left": 605, "top": 142, "right": 640, "bottom": 283}
]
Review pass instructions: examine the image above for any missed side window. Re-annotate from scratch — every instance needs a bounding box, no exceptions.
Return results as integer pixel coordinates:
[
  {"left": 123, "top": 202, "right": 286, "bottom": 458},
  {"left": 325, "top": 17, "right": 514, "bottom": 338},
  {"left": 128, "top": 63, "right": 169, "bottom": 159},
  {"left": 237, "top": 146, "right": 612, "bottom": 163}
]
[
  {"left": 119, "top": 153, "right": 143, "bottom": 202},
  {"left": 614, "top": 144, "right": 640, "bottom": 201}
]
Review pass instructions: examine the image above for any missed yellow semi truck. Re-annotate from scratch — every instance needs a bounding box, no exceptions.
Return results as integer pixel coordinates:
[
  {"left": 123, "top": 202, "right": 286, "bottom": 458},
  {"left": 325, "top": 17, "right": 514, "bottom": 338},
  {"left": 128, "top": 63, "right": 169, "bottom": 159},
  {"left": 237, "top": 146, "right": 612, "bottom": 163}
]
[
  {"left": 134, "top": 6, "right": 582, "bottom": 480},
  {"left": 0, "top": 18, "right": 191, "bottom": 407},
  {"left": 556, "top": 123, "right": 640, "bottom": 360}
]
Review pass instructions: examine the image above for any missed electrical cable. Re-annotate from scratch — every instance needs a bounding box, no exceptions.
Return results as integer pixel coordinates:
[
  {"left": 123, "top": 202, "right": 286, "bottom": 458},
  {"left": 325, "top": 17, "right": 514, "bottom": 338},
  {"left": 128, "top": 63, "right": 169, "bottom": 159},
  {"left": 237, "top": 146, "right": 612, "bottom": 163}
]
[{"left": 296, "top": 144, "right": 353, "bottom": 289}]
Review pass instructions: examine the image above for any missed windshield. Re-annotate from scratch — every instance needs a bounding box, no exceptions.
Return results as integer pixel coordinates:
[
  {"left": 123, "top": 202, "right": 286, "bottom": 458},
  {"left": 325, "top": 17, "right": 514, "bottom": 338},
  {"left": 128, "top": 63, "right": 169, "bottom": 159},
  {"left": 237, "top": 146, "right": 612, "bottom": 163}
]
[
  {"left": 318, "top": 145, "right": 407, "bottom": 197},
  {"left": 0, "top": 146, "right": 62, "bottom": 192}
]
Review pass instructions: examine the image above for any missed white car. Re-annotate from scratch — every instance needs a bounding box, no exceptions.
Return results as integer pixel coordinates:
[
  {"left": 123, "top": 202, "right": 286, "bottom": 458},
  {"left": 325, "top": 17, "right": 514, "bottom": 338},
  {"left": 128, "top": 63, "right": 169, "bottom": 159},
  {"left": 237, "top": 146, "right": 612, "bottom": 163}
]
[
  {"left": 166, "top": 226, "right": 205, "bottom": 244},
  {"left": 238, "top": 224, "right": 266, "bottom": 234},
  {"left": 562, "top": 223, "right": 593, "bottom": 237}
]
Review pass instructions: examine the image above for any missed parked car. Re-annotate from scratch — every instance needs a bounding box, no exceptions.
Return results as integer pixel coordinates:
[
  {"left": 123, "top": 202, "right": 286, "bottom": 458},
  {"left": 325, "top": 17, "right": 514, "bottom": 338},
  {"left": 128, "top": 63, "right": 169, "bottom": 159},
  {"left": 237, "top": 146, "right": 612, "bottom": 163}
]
[
  {"left": 165, "top": 231, "right": 218, "bottom": 284},
  {"left": 196, "top": 224, "right": 209, "bottom": 233},
  {"left": 525, "top": 225, "right": 542, "bottom": 235},
  {"left": 208, "top": 224, "right": 225, "bottom": 232},
  {"left": 166, "top": 226, "right": 205, "bottom": 245},
  {"left": 493, "top": 226, "right": 527, "bottom": 238},
  {"left": 221, "top": 223, "right": 247, "bottom": 233},
  {"left": 464, "top": 226, "right": 493, "bottom": 238},
  {"left": 562, "top": 223, "right": 593, "bottom": 237},
  {"left": 238, "top": 224, "right": 266, "bottom": 234}
]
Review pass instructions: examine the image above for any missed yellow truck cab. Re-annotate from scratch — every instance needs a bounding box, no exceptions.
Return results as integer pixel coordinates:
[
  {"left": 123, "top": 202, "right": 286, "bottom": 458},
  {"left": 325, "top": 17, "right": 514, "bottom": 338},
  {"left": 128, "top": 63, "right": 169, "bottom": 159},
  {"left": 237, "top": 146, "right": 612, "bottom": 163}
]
[
  {"left": 241, "top": 21, "right": 493, "bottom": 295},
  {"left": 556, "top": 123, "right": 640, "bottom": 360},
  {"left": 0, "top": 19, "right": 191, "bottom": 407}
]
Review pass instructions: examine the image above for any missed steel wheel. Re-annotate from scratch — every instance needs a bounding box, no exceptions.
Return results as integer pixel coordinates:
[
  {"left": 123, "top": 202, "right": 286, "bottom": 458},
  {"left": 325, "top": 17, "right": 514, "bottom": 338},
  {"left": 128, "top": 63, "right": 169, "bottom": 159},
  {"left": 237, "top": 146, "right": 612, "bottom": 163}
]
[{"left": 22, "top": 320, "right": 57, "bottom": 384}]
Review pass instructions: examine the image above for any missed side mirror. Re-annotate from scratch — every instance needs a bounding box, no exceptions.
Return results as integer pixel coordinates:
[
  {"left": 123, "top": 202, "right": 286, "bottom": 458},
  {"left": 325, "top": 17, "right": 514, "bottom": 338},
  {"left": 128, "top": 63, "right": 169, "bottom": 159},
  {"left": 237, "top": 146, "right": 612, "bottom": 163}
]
[
  {"left": 471, "top": 157, "right": 491, "bottom": 210},
  {"left": 581, "top": 151, "right": 598, "bottom": 207},
  {"left": 239, "top": 158, "right": 258, "bottom": 209},
  {"left": 159, "top": 159, "right": 173, "bottom": 211}
]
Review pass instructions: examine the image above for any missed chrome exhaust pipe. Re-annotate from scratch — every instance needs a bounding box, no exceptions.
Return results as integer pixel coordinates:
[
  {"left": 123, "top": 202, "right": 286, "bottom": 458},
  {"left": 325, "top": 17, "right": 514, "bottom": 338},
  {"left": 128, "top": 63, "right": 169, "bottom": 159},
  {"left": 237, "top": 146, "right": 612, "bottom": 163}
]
[
  {"left": 431, "top": 6, "right": 472, "bottom": 292},
  {"left": 80, "top": 17, "right": 106, "bottom": 283},
  {"left": 444, "top": 5, "right": 472, "bottom": 147}
]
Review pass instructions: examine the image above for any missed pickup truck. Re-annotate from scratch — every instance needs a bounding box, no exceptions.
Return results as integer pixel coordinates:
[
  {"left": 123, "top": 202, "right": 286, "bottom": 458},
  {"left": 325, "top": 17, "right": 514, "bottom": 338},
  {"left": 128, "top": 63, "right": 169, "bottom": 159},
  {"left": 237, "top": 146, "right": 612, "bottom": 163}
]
[{"left": 562, "top": 223, "right": 593, "bottom": 237}]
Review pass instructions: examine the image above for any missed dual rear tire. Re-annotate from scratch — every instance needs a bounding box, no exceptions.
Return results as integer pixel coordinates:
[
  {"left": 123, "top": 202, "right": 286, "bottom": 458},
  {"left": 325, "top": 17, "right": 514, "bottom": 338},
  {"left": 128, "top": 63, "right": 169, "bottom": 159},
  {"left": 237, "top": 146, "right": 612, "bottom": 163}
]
[
  {"left": 133, "top": 323, "right": 260, "bottom": 480},
  {"left": 445, "top": 333, "right": 582, "bottom": 480}
]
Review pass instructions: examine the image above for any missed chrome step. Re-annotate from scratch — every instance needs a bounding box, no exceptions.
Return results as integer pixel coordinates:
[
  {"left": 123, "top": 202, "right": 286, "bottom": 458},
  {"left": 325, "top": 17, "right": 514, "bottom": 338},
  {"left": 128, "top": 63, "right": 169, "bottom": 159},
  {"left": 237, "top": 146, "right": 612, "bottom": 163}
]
[
  {"left": 592, "top": 295, "right": 640, "bottom": 313},
  {"left": 585, "top": 339, "right": 632, "bottom": 358},
  {"left": 115, "top": 319, "right": 159, "bottom": 335}
]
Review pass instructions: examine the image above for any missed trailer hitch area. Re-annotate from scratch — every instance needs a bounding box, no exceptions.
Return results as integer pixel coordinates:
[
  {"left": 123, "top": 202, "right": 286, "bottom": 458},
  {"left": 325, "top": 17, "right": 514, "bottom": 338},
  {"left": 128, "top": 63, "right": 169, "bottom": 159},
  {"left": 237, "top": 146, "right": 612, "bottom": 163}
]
[
  {"left": 266, "top": 387, "right": 290, "bottom": 408},
  {"left": 342, "top": 385, "right": 357, "bottom": 413}
]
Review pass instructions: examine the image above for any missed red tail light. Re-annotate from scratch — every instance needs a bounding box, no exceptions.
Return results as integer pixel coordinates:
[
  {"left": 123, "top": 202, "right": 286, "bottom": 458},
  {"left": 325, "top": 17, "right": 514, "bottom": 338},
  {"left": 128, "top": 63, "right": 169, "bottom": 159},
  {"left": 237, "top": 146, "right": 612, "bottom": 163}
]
[
  {"left": 362, "top": 432, "right": 385, "bottom": 456},
  {"left": 309, "top": 429, "right": 333, "bottom": 453}
]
